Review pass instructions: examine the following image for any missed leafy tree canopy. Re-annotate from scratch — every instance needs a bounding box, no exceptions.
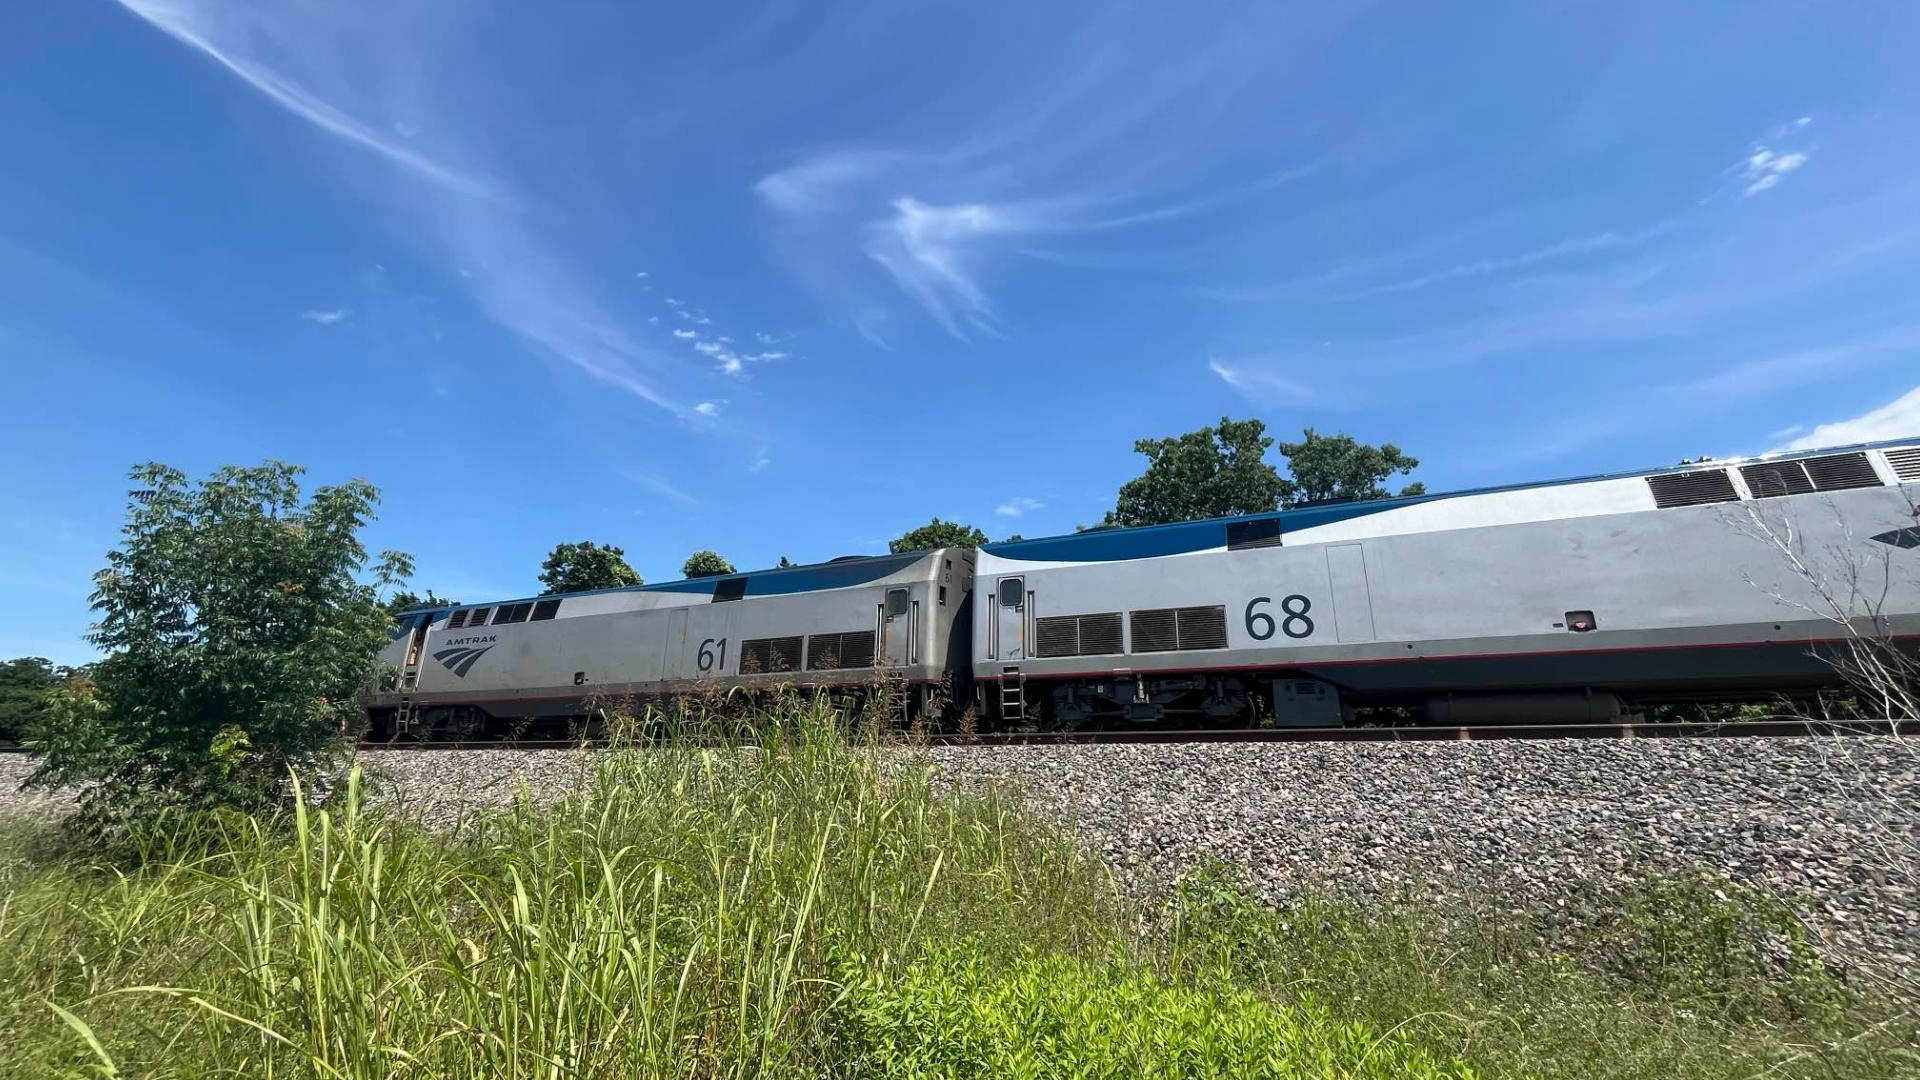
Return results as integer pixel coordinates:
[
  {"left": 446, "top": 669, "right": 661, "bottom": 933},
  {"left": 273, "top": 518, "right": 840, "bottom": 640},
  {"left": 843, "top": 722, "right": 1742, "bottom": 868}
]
[
  {"left": 1103, "top": 417, "right": 1424, "bottom": 527},
  {"left": 26, "top": 462, "right": 409, "bottom": 824},
  {"left": 539, "top": 541, "right": 641, "bottom": 594},
  {"left": 386, "top": 588, "right": 460, "bottom": 616},
  {"left": 890, "top": 518, "right": 989, "bottom": 553},
  {"left": 1277, "top": 428, "right": 1424, "bottom": 505},
  {"left": 0, "top": 656, "right": 66, "bottom": 746},
  {"left": 682, "top": 549, "right": 737, "bottom": 577},
  {"left": 1104, "top": 417, "right": 1284, "bottom": 527}
]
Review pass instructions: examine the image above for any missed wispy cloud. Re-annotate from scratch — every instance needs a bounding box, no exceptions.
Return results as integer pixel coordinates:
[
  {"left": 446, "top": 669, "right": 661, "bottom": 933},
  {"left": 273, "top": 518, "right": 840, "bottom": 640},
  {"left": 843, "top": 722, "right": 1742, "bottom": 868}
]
[
  {"left": 112, "top": 0, "right": 694, "bottom": 416},
  {"left": 673, "top": 328, "right": 699, "bottom": 340},
  {"left": 1775, "top": 384, "right": 1920, "bottom": 451},
  {"left": 693, "top": 401, "right": 720, "bottom": 416},
  {"left": 1208, "top": 357, "right": 1323, "bottom": 406},
  {"left": 1739, "top": 117, "right": 1814, "bottom": 197},
  {"left": 625, "top": 469, "right": 696, "bottom": 504},
  {"left": 995, "top": 496, "right": 1044, "bottom": 517},
  {"left": 300, "top": 307, "right": 347, "bottom": 325}
]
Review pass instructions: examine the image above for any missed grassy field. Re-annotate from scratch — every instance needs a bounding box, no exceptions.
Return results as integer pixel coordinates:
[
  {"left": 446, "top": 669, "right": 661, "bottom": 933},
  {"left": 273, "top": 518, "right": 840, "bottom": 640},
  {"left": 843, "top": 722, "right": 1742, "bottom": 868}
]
[{"left": 0, "top": 706, "right": 1914, "bottom": 1078}]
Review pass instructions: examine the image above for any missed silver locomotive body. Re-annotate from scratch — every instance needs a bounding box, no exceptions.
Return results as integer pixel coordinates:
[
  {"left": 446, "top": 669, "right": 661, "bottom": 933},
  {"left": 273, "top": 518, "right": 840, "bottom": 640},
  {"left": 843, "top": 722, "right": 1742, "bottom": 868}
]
[
  {"left": 372, "top": 547, "right": 975, "bottom": 737},
  {"left": 973, "top": 441, "right": 1920, "bottom": 727}
]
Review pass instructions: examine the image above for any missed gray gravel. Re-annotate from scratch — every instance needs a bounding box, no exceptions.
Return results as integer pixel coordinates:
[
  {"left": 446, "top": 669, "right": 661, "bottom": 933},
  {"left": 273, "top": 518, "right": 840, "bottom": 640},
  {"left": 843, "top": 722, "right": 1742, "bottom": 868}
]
[{"left": 5, "top": 737, "right": 1915, "bottom": 978}]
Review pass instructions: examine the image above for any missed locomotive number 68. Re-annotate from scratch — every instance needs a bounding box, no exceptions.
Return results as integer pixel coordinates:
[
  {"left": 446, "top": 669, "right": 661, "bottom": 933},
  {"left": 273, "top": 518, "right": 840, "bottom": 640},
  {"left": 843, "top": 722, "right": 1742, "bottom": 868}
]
[{"left": 1244, "top": 595, "right": 1315, "bottom": 640}]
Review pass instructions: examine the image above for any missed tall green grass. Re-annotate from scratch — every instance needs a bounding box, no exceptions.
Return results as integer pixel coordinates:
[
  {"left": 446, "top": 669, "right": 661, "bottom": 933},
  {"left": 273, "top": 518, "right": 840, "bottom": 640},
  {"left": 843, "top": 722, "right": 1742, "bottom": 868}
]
[{"left": 0, "top": 700, "right": 1912, "bottom": 1077}]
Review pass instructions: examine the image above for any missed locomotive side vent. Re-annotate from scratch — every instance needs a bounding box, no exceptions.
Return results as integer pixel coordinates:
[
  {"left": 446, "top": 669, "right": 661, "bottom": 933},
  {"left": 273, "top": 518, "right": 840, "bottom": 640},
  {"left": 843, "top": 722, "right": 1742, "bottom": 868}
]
[
  {"left": 448, "top": 609, "right": 469, "bottom": 630},
  {"left": 739, "top": 635, "right": 802, "bottom": 674},
  {"left": 1647, "top": 469, "right": 1739, "bottom": 508},
  {"left": 1129, "top": 605, "right": 1229, "bottom": 651},
  {"left": 1803, "top": 451, "right": 1882, "bottom": 491},
  {"left": 464, "top": 607, "right": 491, "bottom": 628},
  {"left": 1739, "top": 461, "right": 1815, "bottom": 499},
  {"left": 1226, "top": 518, "right": 1284, "bottom": 551},
  {"left": 492, "top": 602, "right": 535, "bottom": 625},
  {"left": 1034, "top": 613, "right": 1123, "bottom": 657},
  {"left": 806, "top": 630, "right": 875, "bottom": 670},
  {"left": 1881, "top": 446, "right": 1920, "bottom": 482}
]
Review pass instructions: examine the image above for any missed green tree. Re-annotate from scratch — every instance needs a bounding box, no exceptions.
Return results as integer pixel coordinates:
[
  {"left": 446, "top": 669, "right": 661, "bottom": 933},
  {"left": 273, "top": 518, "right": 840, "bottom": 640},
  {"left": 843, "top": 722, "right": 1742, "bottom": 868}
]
[
  {"left": 539, "top": 541, "right": 641, "bottom": 594},
  {"left": 0, "top": 656, "right": 62, "bottom": 745},
  {"left": 890, "top": 518, "right": 989, "bottom": 553},
  {"left": 776, "top": 555, "right": 796, "bottom": 569},
  {"left": 1104, "top": 417, "right": 1285, "bottom": 527},
  {"left": 26, "top": 462, "right": 409, "bottom": 824},
  {"left": 682, "top": 549, "right": 737, "bottom": 577},
  {"left": 1277, "top": 428, "right": 1424, "bottom": 505},
  {"left": 386, "top": 588, "right": 460, "bottom": 616},
  {"left": 1103, "top": 418, "right": 1424, "bottom": 526}
]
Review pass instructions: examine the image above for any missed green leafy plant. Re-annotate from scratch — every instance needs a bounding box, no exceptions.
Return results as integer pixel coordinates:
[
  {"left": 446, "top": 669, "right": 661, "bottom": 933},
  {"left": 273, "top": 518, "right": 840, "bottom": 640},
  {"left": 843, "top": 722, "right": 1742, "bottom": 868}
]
[
  {"left": 24, "top": 462, "right": 407, "bottom": 827},
  {"left": 681, "top": 548, "right": 737, "bottom": 577},
  {"left": 890, "top": 518, "right": 988, "bottom": 553},
  {"left": 538, "top": 539, "right": 641, "bottom": 593}
]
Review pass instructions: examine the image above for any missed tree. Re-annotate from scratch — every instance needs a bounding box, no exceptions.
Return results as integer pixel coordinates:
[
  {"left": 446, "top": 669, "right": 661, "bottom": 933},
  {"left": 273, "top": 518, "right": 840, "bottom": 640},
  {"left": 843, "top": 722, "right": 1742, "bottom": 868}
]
[
  {"left": 776, "top": 556, "right": 796, "bottom": 569},
  {"left": 539, "top": 541, "right": 641, "bottom": 594},
  {"left": 0, "top": 657, "right": 61, "bottom": 746},
  {"left": 1277, "top": 428, "right": 1424, "bottom": 505},
  {"left": 1104, "top": 417, "right": 1285, "bottom": 527},
  {"left": 682, "top": 549, "right": 737, "bottom": 577},
  {"left": 386, "top": 588, "right": 460, "bottom": 616},
  {"left": 26, "top": 462, "right": 409, "bottom": 823},
  {"left": 890, "top": 518, "right": 989, "bottom": 553}
]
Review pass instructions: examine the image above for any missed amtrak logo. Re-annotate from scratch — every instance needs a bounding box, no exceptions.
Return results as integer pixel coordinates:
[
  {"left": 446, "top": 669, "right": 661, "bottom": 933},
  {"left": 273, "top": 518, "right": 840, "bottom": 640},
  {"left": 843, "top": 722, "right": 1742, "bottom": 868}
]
[{"left": 434, "top": 643, "right": 495, "bottom": 677}]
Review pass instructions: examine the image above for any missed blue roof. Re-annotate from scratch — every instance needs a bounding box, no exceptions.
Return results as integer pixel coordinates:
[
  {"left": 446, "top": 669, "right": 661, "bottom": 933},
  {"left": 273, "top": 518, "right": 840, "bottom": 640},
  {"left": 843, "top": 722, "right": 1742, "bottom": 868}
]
[
  {"left": 981, "top": 435, "right": 1918, "bottom": 564},
  {"left": 392, "top": 550, "right": 927, "bottom": 615}
]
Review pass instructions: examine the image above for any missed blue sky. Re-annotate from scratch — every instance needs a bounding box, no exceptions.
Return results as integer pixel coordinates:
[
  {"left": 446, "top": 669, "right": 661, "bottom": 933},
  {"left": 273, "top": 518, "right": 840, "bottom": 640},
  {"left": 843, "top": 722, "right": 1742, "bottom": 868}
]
[{"left": 4, "top": 2, "right": 1919, "bottom": 665}]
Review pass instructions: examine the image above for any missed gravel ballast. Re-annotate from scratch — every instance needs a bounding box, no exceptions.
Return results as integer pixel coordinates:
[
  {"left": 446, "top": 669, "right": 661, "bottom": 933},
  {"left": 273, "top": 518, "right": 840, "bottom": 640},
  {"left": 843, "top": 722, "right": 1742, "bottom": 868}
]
[{"left": 4, "top": 736, "right": 1915, "bottom": 973}]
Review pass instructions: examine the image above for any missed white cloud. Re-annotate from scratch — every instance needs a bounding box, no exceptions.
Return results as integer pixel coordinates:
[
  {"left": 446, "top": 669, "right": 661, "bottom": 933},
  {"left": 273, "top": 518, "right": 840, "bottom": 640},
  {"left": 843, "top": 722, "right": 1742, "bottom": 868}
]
[
  {"left": 995, "top": 496, "right": 1044, "bottom": 517},
  {"left": 634, "top": 270, "right": 649, "bottom": 278},
  {"left": 864, "top": 197, "right": 1023, "bottom": 338},
  {"left": 626, "top": 470, "right": 696, "bottom": 504},
  {"left": 664, "top": 297, "right": 684, "bottom": 306},
  {"left": 1776, "top": 385, "right": 1920, "bottom": 451},
  {"left": 1742, "top": 148, "right": 1810, "bottom": 197},
  {"left": 114, "top": 0, "right": 696, "bottom": 417},
  {"left": 693, "top": 401, "right": 720, "bottom": 416},
  {"left": 748, "top": 447, "right": 771, "bottom": 472},
  {"left": 673, "top": 328, "right": 699, "bottom": 340},
  {"left": 301, "top": 307, "right": 347, "bottom": 325},
  {"left": 1207, "top": 358, "right": 1322, "bottom": 406},
  {"left": 718, "top": 354, "right": 743, "bottom": 376}
]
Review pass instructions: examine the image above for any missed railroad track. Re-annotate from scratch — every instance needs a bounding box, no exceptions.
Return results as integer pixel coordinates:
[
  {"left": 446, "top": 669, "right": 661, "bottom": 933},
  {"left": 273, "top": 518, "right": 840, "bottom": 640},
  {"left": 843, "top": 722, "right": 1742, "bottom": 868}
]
[{"left": 2, "top": 719, "right": 1909, "bottom": 756}]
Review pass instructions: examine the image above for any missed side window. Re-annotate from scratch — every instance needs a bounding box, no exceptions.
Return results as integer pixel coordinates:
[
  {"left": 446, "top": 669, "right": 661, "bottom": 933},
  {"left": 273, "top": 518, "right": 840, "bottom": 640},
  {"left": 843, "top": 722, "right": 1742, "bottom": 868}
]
[
  {"left": 997, "top": 577, "right": 1023, "bottom": 608},
  {"left": 712, "top": 577, "right": 747, "bottom": 603},
  {"left": 886, "top": 588, "right": 910, "bottom": 618}
]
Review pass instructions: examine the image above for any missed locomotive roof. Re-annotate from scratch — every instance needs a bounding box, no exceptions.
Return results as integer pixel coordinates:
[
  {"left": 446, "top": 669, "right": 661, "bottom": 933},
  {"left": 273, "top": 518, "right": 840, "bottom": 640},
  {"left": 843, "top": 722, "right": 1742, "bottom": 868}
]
[
  {"left": 391, "top": 549, "right": 935, "bottom": 616},
  {"left": 980, "top": 435, "right": 1918, "bottom": 563}
]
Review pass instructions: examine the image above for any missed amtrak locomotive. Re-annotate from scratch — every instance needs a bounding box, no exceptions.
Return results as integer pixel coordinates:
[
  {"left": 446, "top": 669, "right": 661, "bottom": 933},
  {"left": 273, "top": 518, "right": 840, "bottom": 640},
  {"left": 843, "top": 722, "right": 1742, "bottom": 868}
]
[{"left": 369, "top": 438, "right": 1920, "bottom": 737}]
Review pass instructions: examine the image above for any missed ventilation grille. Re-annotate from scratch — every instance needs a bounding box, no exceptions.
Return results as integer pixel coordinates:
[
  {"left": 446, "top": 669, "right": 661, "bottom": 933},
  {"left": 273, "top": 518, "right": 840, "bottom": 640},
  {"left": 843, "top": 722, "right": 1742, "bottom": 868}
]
[
  {"left": 1225, "top": 518, "right": 1284, "bottom": 551},
  {"left": 1740, "top": 461, "right": 1815, "bottom": 499},
  {"left": 806, "top": 630, "right": 875, "bottom": 670},
  {"left": 462, "top": 607, "right": 491, "bottom": 628},
  {"left": 448, "top": 609, "right": 470, "bottom": 630},
  {"left": 1129, "top": 605, "right": 1229, "bottom": 652},
  {"left": 531, "top": 599, "right": 562, "bottom": 621},
  {"left": 1887, "top": 446, "right": 1920, "bottom": 482},
  {"left": 491, "top": 602, "right": 534, "bottom": 625},
  {"left": 739, "top": 636, "right": 802, "bottom": 674},
  {"left": 1647, "top": 470, "right": 1738, "bottom": 508},
  {"left": 1034, "top": 612, "right": 1123, "bottom": 658},
  {"left": 1803, "top": 451, "right": 1882, "bottom": 491}
]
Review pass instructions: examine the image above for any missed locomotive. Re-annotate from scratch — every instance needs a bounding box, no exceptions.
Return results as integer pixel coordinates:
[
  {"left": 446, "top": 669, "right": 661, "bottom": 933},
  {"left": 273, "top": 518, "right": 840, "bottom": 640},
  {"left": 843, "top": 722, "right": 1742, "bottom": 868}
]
[{"left": 368, "top": 438, "right": 1920, "bottom": 737}]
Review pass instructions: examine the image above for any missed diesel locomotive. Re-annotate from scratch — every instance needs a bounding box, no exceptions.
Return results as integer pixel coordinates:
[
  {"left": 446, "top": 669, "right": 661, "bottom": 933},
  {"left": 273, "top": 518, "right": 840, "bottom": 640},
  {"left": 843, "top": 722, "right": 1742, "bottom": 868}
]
[{"left": 368, "top": 437, "right": 1920, "bottom": 737}]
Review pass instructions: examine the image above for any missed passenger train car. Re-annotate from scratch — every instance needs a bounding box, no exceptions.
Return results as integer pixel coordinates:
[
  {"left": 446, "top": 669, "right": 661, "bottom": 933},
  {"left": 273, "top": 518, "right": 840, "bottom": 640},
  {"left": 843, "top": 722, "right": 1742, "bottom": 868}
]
[
  {"left": 369, "top": 438, "right": 1919, "bottom": 736},
  {"left": 974, "top": 439, "right": 1920, "bottom": 727}
]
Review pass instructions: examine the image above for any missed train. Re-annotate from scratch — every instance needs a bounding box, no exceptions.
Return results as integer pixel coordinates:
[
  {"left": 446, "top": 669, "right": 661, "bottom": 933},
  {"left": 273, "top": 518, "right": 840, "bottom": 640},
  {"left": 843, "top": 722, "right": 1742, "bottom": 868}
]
[{"left": 367, "top": 437, "right": 1920, "bottom": 738}]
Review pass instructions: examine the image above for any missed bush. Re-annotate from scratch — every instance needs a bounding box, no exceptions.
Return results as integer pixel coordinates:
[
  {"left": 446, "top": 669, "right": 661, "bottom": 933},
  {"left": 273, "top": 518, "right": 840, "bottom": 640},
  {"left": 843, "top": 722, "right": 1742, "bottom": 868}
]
[
  {"left": 25, "top": 462, "right": 408, "bottom": 830},
  {"left": 835, "top": 941, "right": 1475, "bottom": 1079}
]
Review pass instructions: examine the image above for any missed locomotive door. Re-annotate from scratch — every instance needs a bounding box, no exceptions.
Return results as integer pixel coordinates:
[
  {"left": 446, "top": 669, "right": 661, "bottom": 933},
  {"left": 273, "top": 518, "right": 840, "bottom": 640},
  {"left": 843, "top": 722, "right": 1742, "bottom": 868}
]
[
  {"left": 880, "top": 587, "right": 912, "bottom": 669},
  {"left": 993, "top": 576, "right": 1026, "bottom": 661}
]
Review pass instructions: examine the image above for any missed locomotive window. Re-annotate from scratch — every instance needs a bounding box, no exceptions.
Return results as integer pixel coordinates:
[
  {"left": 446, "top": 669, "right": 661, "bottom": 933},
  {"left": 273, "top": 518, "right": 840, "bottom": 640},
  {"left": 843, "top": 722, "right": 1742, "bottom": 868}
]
[
  {"left": 531, "top": 599, "right": 562, "bottom": 621},
  {"left": 938, "top": 585, "right": 947, "bottom": 605},
  {"left": 997, "top": 578, "right": 1023, "bottom": 608},
  {"left": 1226, "top": 518, "right": 1284, "bottom": 551},
  {"left": 886, "top": 588, "right": 910, "bottom": 618},
  {"left": 711, "top": 577, "right": 747, "bottom": 603}
]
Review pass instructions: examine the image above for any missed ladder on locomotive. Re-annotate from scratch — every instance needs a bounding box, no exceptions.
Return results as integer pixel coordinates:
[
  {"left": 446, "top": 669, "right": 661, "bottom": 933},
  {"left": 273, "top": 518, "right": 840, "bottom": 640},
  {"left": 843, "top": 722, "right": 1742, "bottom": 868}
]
[{"left": 998, "top": 667, "right": 1026, "bottom": 720}]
